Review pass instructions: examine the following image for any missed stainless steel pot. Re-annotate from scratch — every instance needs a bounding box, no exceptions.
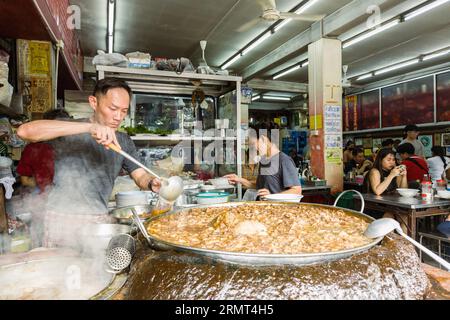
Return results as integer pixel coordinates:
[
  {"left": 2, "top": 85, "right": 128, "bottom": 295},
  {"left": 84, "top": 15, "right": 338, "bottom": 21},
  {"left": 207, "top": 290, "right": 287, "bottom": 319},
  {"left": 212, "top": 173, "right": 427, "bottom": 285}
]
[
  {"left": 0, "top": 256, "right": 126, "bottom": 300},
  {"left": 110, "top": 204, "right": 154, "bottom": 224},
  {"left": 142, "top": 191, "right": 382, "bottom": 266}
]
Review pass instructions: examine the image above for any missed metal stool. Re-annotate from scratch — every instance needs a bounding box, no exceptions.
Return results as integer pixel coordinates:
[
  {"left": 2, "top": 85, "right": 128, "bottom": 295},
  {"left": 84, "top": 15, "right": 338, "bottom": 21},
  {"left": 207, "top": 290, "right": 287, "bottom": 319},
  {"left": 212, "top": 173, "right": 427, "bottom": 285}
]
[{"left": 418, "top": 231, "right": 450, "bottom": 268}]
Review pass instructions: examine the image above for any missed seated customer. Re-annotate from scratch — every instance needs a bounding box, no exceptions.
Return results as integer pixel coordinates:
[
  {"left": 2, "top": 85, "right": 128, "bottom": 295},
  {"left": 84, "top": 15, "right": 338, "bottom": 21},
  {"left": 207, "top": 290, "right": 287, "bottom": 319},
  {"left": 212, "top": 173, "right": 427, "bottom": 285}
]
[
  {"left": 396, "top": 142, "right": 429, "bottom": 189},
  {"left": 344, "top": 147, "right": 373, "bottom": 175},
  {"left": 364, "top": 148, "right": 408, "bottom": 232},
  {"left": 364, "top": 148, "right": 408, "bottom": 195},
  {"left": 225, "top": 123, "right": 302, "bottom": 199}
]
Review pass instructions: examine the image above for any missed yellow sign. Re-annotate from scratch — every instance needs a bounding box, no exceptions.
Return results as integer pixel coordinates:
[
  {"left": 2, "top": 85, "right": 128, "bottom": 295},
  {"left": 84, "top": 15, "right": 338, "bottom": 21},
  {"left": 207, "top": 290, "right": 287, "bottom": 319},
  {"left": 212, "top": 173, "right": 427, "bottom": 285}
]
[
  {"left": 28, "top": 41, "right": 51, "bottom": 76},
  {"left": 309, "top": 114, "right": 323, "bottom": 130},
  {"left": 325, "top": 147, "right": 341, "bottom": 164}
]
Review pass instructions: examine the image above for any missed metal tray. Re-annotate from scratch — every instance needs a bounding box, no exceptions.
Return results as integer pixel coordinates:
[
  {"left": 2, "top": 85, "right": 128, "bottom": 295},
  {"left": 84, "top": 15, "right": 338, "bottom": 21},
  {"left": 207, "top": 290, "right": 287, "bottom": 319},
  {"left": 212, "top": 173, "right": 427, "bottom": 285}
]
[{"left": 143, "top": 191, "right": 383, "bottom": 266}]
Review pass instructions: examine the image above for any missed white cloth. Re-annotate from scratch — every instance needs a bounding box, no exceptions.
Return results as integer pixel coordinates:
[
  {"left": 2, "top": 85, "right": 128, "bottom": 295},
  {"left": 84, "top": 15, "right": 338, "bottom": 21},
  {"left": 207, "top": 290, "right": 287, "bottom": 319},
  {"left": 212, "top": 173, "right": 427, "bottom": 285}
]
[
  {"left": 0, "top": 176, "right": 15, "bottom": 199},
  {"left": 399, "top": 138, "right": 425, "bottom": 158},
  {"left": 427, "top": 156, "right": 450, "bottom": 182}
]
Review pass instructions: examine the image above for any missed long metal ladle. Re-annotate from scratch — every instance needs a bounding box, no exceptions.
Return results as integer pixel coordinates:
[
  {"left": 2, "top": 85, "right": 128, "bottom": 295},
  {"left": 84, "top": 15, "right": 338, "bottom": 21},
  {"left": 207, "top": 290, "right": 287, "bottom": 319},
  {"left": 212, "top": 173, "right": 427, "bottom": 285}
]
[
  {"left": 108, "top": 144, "right": 183, "bottom": 201},
  {"left": 364, "top": 218, "right": 450, "bottom": 271}
]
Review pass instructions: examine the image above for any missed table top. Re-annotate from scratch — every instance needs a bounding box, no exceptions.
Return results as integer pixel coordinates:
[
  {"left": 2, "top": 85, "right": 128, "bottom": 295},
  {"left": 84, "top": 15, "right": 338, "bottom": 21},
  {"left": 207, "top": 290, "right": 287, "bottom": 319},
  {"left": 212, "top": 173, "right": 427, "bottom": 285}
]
[
  {"left": 344, "top": 180, "right": 364, "bottom": 186},
  {"left": 302, "top": 185, "right": 332, "bottom": 191},
  {"left": 354, "top": 193, "right": 450, "bottom": 209}
]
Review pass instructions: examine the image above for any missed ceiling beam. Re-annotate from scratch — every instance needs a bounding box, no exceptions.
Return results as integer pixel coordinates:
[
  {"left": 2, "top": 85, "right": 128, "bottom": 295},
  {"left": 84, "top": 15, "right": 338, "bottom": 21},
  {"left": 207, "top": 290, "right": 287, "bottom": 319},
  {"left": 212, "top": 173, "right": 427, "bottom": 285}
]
[
  {"left": 246, "top": 79, "right": 308, "bottom": 93},
  {"left": 240, "top": 0, "right": 428, "bottom": 81}
]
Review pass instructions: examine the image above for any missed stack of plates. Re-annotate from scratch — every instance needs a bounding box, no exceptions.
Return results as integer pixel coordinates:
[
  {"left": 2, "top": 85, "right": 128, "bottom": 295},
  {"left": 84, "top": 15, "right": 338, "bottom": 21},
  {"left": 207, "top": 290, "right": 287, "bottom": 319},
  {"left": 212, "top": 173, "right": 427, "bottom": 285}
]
[
  {"left": 262, "top": 194, "right": 304, "bottom": 203},
  {"left": 115, "top": 191, "right": 151, "bottom": 208}
]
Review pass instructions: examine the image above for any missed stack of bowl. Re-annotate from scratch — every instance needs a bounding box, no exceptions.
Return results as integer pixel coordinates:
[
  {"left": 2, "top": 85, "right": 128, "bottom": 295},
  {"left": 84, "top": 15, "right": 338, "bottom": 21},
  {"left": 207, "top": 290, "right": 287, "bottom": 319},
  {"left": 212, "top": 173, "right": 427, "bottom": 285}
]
[{"left": 115, "top": 191, "right": 151, "bottom": 208}]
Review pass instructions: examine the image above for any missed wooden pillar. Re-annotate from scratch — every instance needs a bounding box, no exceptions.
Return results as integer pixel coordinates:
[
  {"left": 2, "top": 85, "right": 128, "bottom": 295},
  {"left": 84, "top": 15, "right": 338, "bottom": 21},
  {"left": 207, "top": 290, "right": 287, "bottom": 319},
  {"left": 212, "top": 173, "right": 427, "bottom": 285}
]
[{"left": 308, "top": 38, "right": 343, "bottom": 194}]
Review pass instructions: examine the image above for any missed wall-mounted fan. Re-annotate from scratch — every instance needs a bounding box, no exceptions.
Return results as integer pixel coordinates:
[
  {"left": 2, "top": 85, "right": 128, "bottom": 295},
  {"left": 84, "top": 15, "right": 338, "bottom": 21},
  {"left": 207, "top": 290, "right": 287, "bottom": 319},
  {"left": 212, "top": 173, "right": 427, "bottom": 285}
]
[{"left": 237, "top": 0, "right": 325, "bottom": 32}]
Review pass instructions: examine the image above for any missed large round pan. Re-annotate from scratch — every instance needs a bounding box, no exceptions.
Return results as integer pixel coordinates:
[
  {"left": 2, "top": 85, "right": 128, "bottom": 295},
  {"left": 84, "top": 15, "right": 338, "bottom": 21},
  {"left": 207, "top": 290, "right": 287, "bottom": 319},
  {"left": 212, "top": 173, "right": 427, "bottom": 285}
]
[{"left": 143, "top": 190, "right": 383, "bottom": 266}]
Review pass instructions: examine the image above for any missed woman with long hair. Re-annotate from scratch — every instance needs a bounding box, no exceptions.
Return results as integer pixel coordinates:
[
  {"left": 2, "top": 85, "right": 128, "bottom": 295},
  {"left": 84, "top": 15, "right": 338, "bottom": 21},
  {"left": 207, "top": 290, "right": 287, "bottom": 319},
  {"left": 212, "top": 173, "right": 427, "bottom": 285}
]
[
  {"left": 364, "top": 148, "right": 408, "bottom": 195},
  {"left": 364, "top": 148, "right": 408, "bottom": 232}
]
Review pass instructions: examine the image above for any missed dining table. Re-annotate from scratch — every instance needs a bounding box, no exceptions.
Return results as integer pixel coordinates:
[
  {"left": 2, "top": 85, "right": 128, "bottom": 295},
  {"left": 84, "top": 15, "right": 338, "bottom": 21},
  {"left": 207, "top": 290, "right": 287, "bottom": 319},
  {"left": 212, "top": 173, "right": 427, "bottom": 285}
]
[{"left": 354, "top": 192, "right": 450, "bottom": 240}]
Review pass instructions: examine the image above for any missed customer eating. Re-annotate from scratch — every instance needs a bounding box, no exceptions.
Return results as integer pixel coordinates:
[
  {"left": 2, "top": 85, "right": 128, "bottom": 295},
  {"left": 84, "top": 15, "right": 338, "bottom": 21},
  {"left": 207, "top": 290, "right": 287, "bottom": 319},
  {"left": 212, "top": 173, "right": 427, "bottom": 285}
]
[
  {"left": 224, "top": 123, "right": 302, "bottom": 200},
  {"left": 396, "top": 142, "right": 429, "bottom": 189}
]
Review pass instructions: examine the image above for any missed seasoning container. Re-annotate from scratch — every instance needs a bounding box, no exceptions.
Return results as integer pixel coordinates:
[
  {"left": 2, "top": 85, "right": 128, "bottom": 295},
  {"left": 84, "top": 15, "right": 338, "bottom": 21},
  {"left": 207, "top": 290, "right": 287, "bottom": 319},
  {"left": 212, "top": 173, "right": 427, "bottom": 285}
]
[{"left": 421, "top": 175, "right": 433, "bottom": 201}]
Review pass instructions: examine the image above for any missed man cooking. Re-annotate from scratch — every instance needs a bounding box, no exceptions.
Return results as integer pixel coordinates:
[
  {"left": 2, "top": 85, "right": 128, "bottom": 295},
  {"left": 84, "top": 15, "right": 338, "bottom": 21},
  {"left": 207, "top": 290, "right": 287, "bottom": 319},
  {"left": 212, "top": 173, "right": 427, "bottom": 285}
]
[{"left": 17, "top": 78, "right": 161, "bottom": 247}]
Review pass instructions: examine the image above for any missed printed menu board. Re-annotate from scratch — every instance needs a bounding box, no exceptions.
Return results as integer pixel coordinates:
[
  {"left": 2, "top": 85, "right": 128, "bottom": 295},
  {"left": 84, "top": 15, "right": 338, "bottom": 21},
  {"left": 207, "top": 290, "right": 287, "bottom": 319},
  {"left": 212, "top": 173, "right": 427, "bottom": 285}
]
[{"left": 343, "top": 95, "right": 358, "bottom": 131}]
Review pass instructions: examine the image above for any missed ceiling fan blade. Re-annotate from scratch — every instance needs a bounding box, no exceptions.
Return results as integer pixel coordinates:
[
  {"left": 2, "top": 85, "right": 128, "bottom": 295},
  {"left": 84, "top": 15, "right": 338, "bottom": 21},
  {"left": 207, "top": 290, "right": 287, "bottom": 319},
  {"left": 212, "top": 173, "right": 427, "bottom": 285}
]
[
  {"left": 279, "top": 13, "right": 325, "bottom": 21},
  {"left": 257, "top": 0, "right": 277, "bottom": 11},
  {"left": 236, "top": 18, "right": 261, "bottom": 32}
]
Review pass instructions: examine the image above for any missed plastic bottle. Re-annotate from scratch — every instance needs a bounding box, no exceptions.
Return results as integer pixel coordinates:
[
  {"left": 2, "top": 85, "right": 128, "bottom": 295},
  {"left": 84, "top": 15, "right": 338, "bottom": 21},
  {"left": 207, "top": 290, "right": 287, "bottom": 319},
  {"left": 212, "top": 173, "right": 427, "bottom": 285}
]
[{"left": 421, "top": 174, "right": 432, "bottom": 201}]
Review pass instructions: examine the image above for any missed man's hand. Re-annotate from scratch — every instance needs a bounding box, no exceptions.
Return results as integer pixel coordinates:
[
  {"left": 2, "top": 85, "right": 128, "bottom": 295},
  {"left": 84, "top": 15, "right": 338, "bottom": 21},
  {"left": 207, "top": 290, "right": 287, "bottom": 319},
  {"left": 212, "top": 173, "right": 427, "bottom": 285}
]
[
  {"left": 90, "top": 123, "right": 121, "bottom": 148},
  {"left": 149, "top": 178, "right": 162, "bottom": 193},
  {"left": 224, "top": 174, "right": 241, "bottom": 185},
  {"left": 257, "top": 188, "right": 271, "bottom": 197}
]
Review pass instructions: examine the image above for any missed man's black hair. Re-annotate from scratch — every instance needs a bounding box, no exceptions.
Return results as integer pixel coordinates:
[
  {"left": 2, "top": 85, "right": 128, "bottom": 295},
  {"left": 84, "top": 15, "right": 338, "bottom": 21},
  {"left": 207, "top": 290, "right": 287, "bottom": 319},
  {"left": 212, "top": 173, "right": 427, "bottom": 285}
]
[
  {"left": 249, "top": 122, "right": 278, "bottom": 142},
  {"left": 396, "top": 142, "right": 415, "bottom": 155},
  {"left": 404, "top": 124, "right": 419, "bottom": 133},
  {"left": 93, "top": 78, "right": 133, "bottom": 100},
  {"left": 352, "top": 147, "right": 364, "bottom": 157},
  {"left": 381, "top": 139, "right": 394, "bottom": 147}
]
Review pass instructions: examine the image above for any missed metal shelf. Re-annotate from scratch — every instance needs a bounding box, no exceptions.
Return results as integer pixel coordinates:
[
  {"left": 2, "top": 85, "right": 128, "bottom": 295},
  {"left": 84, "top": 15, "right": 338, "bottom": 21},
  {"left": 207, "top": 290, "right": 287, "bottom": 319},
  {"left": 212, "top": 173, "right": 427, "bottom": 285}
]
[
  {"left": 96, "top": 65, "right": 243, "bottom": 200},
  {"left": 130, "top": 135, "right": 237, "bottom": 141}
]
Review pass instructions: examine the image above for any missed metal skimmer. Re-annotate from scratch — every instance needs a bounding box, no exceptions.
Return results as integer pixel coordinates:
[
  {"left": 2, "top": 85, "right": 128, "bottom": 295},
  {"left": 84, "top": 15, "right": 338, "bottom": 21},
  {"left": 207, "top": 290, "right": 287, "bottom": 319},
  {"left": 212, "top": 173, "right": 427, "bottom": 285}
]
[{"left": 105, "top": 233, "right": 136, "bottom": 272}]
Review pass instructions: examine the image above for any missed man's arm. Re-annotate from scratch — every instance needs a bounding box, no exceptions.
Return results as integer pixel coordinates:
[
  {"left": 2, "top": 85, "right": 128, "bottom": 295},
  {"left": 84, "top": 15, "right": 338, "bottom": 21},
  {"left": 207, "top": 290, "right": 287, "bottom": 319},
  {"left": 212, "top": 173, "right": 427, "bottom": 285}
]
[{"left": 17, "top": 120, "right": 120, "bottom": 147}]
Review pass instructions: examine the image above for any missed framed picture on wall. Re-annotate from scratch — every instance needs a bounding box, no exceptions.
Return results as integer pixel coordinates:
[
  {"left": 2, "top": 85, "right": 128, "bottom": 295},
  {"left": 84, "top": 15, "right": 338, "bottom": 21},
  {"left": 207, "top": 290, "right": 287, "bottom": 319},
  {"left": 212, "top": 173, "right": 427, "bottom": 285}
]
[
  {"left": 442, "top": 133, "right": 450, "bottom": 146},
  {"left": 419, "top": 135, "right": 433, "bottom": 158},
  {"left": 435, "top": 133, "right": 441, "bottom": 146}
]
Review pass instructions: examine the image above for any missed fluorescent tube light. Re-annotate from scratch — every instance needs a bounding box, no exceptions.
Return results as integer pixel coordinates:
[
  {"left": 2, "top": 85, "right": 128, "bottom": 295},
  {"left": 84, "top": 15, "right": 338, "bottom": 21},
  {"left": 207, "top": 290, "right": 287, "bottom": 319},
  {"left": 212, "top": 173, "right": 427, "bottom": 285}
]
[
  {"left": 263, "top": 95, "right": 291, "bottom": 101},
  {"left": 108, "top": 0, "right": 115, "bottom": 53},
  {"left": 423, "top": 48, "right": 450, "bottom": 61},
  {"left": 374, "top": 59, "right": 420, "bottom": 75},
  {"left": 252, "top": 95, "right": 261, "bottom": 101},
  {"left": 274, "top": 19, "right": 291, "bottom": 32},
  {"left": 343, "top": 19, "right": 400, "bottom": 49},
  {"left": 221, "top": 54, "right": 241, "bottom": 70},
  {"left": 108, "top": 35, "right": 114, "bottom": 54},
  {"left": 273, "top": 65, "right": 301, "bottom": 80},
  {"left": 302, "top": 60, "right": 309, "bottom": 67},
  {"left": 356, "top": 73, "right": 373, "bottom": 81},
  {"left": 295, "top": 0, "right": 318, "bottom": 13},
  {"left": 242, "top": 31, "right": 272, "bottom": 55},
  {"left": 404, "top": 0, "right": 450, "bottom": 21}
]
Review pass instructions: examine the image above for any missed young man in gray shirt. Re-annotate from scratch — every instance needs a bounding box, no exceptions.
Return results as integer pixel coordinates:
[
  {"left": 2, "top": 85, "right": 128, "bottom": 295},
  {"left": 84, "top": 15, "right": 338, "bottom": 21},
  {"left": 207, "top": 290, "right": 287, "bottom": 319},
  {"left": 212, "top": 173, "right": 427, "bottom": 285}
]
[{"left": 225, "top": 124, "right": 302, "bottom": 199}]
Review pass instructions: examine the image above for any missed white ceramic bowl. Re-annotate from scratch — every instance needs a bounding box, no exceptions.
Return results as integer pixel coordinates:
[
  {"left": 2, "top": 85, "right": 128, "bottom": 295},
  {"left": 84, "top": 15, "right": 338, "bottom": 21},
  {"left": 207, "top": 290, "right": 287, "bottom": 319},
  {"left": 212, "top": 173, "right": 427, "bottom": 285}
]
[
  {"left": 262, "top": 194, "right": 304, "bottom": 203},
  {"left": 115, "top": 191, "right": 150, "bottom": 207},
  {"left": 396, "top": 188, "right": 419, "bottom": 197},
  {"left": 196, "top": 192, "right": 230, "bottom": 205},
  {"left": 437, "top": 190, "right": 450, "bottom": 199}
]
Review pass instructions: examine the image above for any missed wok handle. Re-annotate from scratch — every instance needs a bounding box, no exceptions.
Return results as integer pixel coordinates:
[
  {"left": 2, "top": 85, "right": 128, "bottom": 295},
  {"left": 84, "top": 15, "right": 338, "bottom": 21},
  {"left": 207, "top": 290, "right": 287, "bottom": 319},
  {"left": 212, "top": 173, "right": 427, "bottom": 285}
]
[
  {"left": 333, "top": 189, "right": 365, "bottom": 213},
  {"left": 131, "top": 208, "right": 153, "bottom": 247}
]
